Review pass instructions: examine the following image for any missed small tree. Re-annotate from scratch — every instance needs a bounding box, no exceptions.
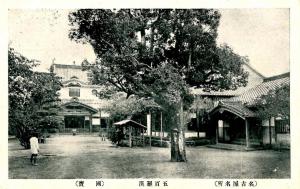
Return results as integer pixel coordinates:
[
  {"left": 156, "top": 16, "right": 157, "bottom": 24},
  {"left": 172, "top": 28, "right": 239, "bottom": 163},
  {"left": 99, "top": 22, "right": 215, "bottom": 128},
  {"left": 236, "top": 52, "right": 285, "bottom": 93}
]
[
  {"left": 102, "top": 92, "right": 161, "bottom": 144},
  {"left": 107, "top": 126, "right": 125, "bottom": 146},
  {"left": 104, "top": 93, "right": 161, "bottom": 122},
  {"left": 255, "top": 83, "right": 290, "bottom": 120},
  {"left": 8, "top": 48, "right": 62, "bottom": 148}
]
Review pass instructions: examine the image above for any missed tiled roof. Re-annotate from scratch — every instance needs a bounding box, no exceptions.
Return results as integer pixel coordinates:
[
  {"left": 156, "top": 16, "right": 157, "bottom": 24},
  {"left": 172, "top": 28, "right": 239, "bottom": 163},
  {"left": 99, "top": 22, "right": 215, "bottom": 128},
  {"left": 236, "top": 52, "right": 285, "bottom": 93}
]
[
  {"left": 191, "top": 63, "right": 265, "bottom": 96},
  {"left": 191, "top": 87, "right": 247, "bottom": 97},
  {"left": 53, "top": 64, "right": 82, "bottom": 69},
  {"left": 231, "top": 73, "right": 290, "bottom": 106},
  {"left": 114, "top": 119, "right": 147, "bottom": 128},
  {"left": 209, "top": 101, "right": 256, "bottom": 119},
  {"left": 190, "top": 80, "right": 263, "bottom": 96}
]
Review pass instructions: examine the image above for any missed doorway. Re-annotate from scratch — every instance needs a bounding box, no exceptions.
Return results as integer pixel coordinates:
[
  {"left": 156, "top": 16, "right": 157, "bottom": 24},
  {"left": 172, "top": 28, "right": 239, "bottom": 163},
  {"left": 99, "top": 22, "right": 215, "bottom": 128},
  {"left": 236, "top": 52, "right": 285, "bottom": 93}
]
[{"left": 64, "top": 116, "right": 85, "bottom": 128}]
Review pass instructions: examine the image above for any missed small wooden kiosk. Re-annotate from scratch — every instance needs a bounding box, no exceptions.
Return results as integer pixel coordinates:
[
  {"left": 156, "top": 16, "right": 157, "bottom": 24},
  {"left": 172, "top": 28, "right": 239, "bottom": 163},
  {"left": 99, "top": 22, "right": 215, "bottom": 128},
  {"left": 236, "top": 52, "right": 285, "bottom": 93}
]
[{"left": 114, "top": 119, "right": 147, "bottom": 147}]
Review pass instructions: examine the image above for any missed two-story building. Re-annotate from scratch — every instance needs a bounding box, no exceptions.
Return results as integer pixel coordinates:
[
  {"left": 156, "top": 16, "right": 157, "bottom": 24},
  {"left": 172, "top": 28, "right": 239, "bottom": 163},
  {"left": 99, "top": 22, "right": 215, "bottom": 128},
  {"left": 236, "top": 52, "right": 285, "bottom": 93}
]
[{"left": 52, "top": 63, "right": 110, "bottom": 133}]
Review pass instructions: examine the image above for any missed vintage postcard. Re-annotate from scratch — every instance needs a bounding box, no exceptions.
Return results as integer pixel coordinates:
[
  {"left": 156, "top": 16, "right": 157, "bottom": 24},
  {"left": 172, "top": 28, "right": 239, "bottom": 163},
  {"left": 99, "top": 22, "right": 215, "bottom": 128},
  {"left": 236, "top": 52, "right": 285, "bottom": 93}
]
[{"left": 1, "top": 0, "right": 300, "bottom": 189}]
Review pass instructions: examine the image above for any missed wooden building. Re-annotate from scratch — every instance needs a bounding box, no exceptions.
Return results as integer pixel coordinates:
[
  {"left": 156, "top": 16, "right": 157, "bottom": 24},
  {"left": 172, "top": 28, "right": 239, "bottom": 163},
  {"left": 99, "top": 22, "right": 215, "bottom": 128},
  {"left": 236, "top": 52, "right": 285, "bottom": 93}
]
[
  {"left": 51, "top": 63, "right": 110, "bottom": 133},
  {"left": 114, "top": 119, "right": 147, "bottom": 147},
  {"left": 207, "top": 72, "right": 290, "bottom": 149}
]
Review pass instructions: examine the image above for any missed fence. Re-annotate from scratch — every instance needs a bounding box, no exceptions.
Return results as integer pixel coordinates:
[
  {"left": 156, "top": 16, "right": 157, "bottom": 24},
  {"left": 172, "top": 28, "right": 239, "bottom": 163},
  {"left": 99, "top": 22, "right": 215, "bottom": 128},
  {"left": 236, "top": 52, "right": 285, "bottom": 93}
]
[{"left": 149, "top": 131, "right": 206, "bottom": 138}]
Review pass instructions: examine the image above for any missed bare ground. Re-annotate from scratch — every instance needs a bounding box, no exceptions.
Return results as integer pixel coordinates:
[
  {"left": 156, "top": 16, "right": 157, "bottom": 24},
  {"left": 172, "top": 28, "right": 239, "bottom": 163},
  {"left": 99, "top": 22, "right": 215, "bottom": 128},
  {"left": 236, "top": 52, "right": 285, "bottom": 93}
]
[{"left": 8, "top": 134, "right": 290, "bottom": 179}]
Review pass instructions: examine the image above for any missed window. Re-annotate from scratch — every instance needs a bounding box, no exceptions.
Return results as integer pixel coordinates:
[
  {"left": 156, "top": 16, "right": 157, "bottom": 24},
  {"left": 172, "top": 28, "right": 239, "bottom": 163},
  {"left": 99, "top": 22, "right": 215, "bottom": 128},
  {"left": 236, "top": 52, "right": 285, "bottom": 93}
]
[
  {"left": 92, "top": 89, "right": 97, "bottom": 96},
  {"left": 275, "top": 119, "right": 290, "bottom": 133},
  {"left": 69, "top": 88, "right": 80, "bottom": 97}
]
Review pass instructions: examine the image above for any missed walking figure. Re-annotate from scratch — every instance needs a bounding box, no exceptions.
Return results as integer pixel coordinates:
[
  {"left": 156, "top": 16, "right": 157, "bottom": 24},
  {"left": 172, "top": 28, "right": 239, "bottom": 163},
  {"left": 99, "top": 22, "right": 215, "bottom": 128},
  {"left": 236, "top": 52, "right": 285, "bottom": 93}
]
[
  {"left": 102, "top": 134, "right": 106, "bottom": 141},
  {"left": 30, "top": 132, "right": 39, "bottom": 166}
]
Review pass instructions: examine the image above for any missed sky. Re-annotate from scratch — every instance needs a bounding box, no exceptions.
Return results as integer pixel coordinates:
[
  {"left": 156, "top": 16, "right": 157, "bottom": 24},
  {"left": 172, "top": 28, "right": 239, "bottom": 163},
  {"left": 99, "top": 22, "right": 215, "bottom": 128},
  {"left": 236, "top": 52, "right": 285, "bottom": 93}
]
[{"left": 8, "top": 9, "right": 290, "bottom": 77}]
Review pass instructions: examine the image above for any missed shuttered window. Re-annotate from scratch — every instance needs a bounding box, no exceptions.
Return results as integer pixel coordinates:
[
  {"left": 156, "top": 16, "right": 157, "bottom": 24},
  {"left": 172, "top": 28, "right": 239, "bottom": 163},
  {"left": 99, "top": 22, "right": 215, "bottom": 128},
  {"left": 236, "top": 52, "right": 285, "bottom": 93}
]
[{"left": 69, "top": 88, "right": 80, "bottom": 97}]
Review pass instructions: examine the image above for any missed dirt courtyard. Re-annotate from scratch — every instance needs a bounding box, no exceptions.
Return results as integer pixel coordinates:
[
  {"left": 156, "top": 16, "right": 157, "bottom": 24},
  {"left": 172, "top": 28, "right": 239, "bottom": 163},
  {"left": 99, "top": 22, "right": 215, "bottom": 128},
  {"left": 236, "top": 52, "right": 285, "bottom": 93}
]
[{"left": 8, "top": 134, "right": 290, "bottom": 179}]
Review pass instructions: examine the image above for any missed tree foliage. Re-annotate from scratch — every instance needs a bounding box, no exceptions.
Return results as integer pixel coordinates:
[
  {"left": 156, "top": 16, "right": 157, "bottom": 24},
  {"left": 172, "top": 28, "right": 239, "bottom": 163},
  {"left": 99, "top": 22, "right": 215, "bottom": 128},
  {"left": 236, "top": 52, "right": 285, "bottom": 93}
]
[
  {"left": 215, "top": 44, "right": 249, "bottom": 90},
  {"left": 68, "top": 9, "right": 249, "bottom": 161},
  {"left": 255, "top": 83, "right": 290, "bottom": 120},
  {"left": 69, "top": 9, "right": 248, "bottom": 97},
  {"left": 8, "top": 48, "right": 63, "bottom": 148},
  {"left": 105, "top": 93, "right": 161, "bottom": 122}
]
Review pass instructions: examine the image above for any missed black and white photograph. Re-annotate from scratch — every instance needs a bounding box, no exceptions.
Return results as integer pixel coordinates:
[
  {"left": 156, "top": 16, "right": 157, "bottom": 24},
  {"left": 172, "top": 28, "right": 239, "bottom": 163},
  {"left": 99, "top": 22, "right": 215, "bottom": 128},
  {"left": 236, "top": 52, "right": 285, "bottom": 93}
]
[{"left": 2, "top": 1, "right": 300, "bottom": 188}]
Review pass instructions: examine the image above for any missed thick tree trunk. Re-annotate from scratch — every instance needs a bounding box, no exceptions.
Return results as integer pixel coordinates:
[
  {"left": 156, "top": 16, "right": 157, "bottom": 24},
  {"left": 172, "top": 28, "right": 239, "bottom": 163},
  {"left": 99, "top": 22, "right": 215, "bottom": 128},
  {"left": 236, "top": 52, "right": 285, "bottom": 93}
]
[
  {"left": 170, "top": 101, "right": 187, "bottom": 162},
  {"left": 171, "top": 128, "right": 187, "bottom": 162}
]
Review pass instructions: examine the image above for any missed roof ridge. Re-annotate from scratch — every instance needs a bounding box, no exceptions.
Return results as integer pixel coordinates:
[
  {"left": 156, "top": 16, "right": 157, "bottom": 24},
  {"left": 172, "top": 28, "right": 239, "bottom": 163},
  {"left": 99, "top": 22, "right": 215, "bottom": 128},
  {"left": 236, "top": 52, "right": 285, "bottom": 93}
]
[
  {"left": 53, "top": 63, "right": 83, "bottom": 69},
  {"left": 263, "top": 72, "right": 290, "bottom": 82},
  {"left": 243, "top": 63, "right": 265, "bottom": 79}
]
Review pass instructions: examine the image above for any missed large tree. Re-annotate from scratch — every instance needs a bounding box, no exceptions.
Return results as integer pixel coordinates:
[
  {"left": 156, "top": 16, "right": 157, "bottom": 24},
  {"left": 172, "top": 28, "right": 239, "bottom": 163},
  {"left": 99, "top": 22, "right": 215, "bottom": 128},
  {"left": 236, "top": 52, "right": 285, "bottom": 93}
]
[
  {"left": 8, "top": 48, "right": 63, "bottom": 148},
  {"left": 69, "top": 9, "right": 248, "bottom": 161}
]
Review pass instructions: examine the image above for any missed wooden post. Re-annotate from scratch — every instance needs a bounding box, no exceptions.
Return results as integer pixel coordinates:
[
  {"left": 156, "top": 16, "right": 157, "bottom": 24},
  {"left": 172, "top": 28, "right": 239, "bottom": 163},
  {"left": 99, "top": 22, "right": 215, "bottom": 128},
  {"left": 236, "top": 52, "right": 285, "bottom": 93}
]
[
  {"left": 149, "top": 113, "right": 152, "bottom": 148},
  {"left": 160, "top": 111, "right": 163, "bottom": 147},
  {"left": 216, "top": 121, "right": 218, "bottom": 144},
  {"left": 129, "top": 125, "right": 132, "bottom": 148},
  {"left": 268, "top": 118, "right": 273, "bottom": 148},
  {"left": 99, "top": 109, "right": 102, "bottom": 134},
  {"left": 147, "top": 113, "right": 151, "bottom": 148},
  {"left": 245, "top": 119, "right": 250, "bottom": 148},
  {"left": 105, "top": 118, "right": 109, "bottom": 134},
  {"left": 84, "top": 116, "right": 86, "bottom": 132},
  {"left": 196, "top": 109, "right": 200, "bottom": 138},
  {"left": 142, "top": 128, "right": 145, "bottom": 147},
  {"left": 150, "top": 126, "right": 152, "bottom": 148},
  {"left": 89, "top": 115, "right": 92, "bottom": 133}
]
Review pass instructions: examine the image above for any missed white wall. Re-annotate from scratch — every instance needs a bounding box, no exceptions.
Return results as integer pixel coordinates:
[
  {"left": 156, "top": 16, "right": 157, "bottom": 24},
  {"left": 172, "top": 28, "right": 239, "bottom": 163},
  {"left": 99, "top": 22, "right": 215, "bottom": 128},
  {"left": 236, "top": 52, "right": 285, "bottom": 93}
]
[
  {"left": 54, "top": 65, "right": 89, "bottom": 83},
  {"left": 59, "top": 87, "right": 100, "bottom": 101}
]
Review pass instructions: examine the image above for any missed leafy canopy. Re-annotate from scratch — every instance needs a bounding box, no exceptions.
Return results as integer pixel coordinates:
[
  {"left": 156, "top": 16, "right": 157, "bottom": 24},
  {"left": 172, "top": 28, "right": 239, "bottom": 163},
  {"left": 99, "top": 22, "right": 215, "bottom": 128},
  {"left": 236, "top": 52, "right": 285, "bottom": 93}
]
[
  {"left": 9, "top": 47, "right": 63, "bottom": 147},
  {"left": 69, "top": 9, "right": 248, "bottom": 102},
  {"left": 255, "top": 83, "right": 290, "bottom": 120}
]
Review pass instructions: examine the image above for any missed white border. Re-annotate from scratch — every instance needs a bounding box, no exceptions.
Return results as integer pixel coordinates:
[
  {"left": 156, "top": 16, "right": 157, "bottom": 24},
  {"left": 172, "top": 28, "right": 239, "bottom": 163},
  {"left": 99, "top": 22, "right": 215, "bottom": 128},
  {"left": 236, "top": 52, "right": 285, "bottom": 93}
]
[{"left": 1, "top": 0, "right": 300, "bottom": 189}]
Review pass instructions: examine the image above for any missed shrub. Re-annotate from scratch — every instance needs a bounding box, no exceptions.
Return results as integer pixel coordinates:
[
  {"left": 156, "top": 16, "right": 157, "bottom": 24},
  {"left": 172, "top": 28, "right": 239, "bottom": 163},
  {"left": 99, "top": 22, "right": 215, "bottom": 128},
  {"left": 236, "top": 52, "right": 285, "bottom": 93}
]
[
  {"left": 185, "top": 137, "right": 211, "bottom": 146},
  {"left": 107, "top": 127, "right": 125, "bottom": 145},
  {"left": 144, "top": 136, "right": 170, "bottom": 147}
]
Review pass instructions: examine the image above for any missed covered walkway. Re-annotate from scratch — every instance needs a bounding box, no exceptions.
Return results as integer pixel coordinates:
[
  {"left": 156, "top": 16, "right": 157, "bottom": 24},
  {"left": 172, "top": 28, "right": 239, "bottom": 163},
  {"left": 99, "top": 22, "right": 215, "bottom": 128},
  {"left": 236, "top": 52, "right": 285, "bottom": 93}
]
[{"left": 208, "top": 101, "right": 260, "bottom": 149}]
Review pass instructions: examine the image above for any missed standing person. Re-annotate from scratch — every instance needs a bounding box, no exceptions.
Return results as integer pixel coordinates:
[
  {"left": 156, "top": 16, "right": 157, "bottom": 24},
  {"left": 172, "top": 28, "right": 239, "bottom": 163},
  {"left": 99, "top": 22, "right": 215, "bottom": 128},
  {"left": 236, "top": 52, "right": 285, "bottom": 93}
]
[{"left": 29, "top": 132, "right": 39, "bottom": 166}]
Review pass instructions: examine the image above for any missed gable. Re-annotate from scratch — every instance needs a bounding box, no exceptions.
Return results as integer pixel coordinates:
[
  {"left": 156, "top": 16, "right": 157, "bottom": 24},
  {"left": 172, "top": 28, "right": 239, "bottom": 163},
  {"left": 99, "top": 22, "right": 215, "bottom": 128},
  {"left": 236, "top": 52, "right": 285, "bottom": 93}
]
[
  {"left": 53, "top": 64, "right": 89, "bottom": 83},
  {"left": 209, "top": 101, "right": 256, "bottom": 120},
  {"left": 61, "top": 101, "right": 98, "bottom": 114}
]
